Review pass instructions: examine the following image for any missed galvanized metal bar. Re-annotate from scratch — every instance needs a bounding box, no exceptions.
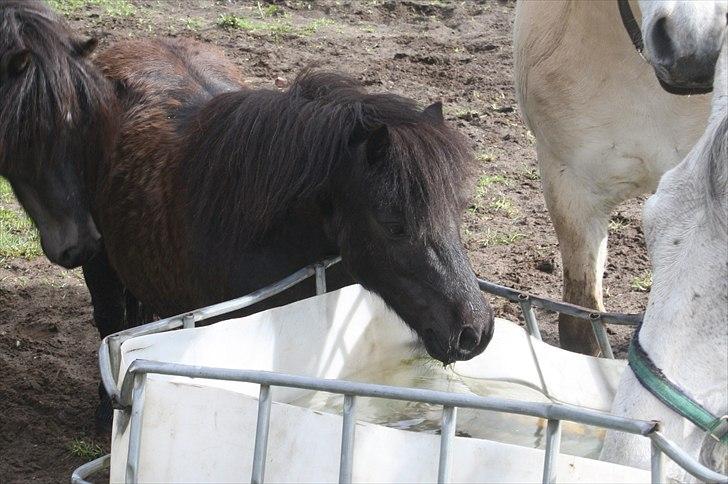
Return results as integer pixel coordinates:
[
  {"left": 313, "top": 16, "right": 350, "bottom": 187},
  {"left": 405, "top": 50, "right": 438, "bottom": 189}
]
[
  {"left": 71, "top": 454, "right": 110, "bottom": 484},
  {"left": 541, "top": 419, "right": 562, "bottom": 484},
  {"left": 477, "top": 278, "right": 642, "bottom": 326},
  {"left": 121, "top": 359, "right": 657, "bottom": 436},
  {"left": 589, "top": 314, "right": 615, "bottom": 359},
  {"left": 315, "top": 263, "right": 327, "bottom": 295},
  {"left": 650, "top": 431, "right": 728, "bottom": 483},
  {"left": 251, "top": 384, "right": 273, "bottom": 484},
  {"left": 105, "top": 257, "right": 343, "bottom": 407},
  {"left": 182, "top": 313, "right": 195, "bottom": 329},
  {"left": 339, "top": 394, "right": 357, "bottom": 484},
  {"left": 518, "top": 296, "right": 542, "bottom": 340},
  {"left": 438, "top": 405, "right": 457, "bottom": 483},
  {"left": 126, "top": 373, "right": 147, "bottom": 484},
  {"left": 650, "top": 440, "right": 664, "bottom": 484}
]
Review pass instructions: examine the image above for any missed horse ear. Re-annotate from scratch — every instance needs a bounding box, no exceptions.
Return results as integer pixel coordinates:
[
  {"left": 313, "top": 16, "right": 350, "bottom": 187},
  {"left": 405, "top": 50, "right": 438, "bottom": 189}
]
[
  {"left": 74, "top": 37, "right": 98, "bottom": 57},
  {"left": 423, "top": 101, "right": 444, "bottom": 124},
  {"left": 7, "top": 50, "right": 31, "bottom": 76}
]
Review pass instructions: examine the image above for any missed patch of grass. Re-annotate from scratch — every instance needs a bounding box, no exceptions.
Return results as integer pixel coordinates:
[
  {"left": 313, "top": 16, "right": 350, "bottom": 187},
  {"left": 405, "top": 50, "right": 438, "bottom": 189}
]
[
  {"left": 520, "top": 165, "right": 540, "bottom": 181},
  {"left": 630, "top": 272, "right": 652, "bottom": 292},
  {"left": 481, "top": 228, "right": 526, "bottom": 247},
  {"left": 608, "top": 216, "right": 630, "bottom": 231},
  {"left": 217, "top": 13, "right": 334, "bottom": 40},
  {"left": 0, "top": 179, "right": 41, "bottom": 261},
  {"left": 257, "top": 2, "right": 284, "bottom": 17},
  {"left": 49, "top": 0, "right": 136, "bottom": 17},
  {"left": 183, "top": 17, "right": 204, "bottom": 31},
  {"left": 300, "top": 18, "right": 336, "bottom": 35},
  {"left": 488, "top": 195, "right": 519, "bottom": 218},
  {"left": 476, "top": 150, "right": 495, "bottom": 163},
  {"left": 68, "top": 438, "right": 105, "bottom": 461}
]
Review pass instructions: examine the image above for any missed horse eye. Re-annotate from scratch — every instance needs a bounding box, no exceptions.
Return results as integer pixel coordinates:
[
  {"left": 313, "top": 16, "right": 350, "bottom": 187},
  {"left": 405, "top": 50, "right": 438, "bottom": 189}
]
[{"left": 383, "top": 222, "right": 407, "bottom": 238}]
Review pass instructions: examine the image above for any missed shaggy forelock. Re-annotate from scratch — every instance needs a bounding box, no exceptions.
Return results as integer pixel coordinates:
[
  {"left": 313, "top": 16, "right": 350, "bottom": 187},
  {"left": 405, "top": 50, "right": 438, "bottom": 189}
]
[{"left": 0, "top": 0, "right": 112, "bottom": 175}]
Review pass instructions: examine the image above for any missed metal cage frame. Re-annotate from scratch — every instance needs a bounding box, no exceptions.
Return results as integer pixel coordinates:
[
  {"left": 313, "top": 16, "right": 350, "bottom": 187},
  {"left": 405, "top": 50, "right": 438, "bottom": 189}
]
[{"left": 71, "top": 258, "right": 728, "bottom": 484}]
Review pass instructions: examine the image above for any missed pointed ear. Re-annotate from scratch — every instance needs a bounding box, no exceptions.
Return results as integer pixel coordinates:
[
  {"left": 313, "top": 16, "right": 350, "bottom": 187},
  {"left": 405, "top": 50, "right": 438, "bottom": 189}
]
[
  {"left": 7, "top": 49, "right": 31, "bottom": 76},
  {"left": 74, "top": 37, "right": 98, "bottom": 57},
  {"left": 423, "top": 101, "right": 444, "bottom": 124}
]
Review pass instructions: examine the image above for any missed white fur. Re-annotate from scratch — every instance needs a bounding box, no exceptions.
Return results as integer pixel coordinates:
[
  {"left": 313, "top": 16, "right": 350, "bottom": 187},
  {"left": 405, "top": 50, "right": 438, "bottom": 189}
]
[
  {"left": 513, "top": 1, "right": 724, "bottom": 349},
  {"left": 601, "top": 43, "right": 727, "bottom": 480}
]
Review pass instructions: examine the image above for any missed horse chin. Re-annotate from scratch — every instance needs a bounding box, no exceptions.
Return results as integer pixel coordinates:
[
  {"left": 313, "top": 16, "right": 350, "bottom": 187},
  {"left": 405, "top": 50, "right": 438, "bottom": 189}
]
[{"left": 653, "top": 67, "right": 714, "bottom": 96}]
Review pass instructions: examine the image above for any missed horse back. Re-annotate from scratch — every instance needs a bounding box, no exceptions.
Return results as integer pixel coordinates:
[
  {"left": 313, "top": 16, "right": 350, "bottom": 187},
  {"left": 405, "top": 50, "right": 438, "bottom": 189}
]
[{"left": 92, "top": 38, "right": 246, "bottom": 315}]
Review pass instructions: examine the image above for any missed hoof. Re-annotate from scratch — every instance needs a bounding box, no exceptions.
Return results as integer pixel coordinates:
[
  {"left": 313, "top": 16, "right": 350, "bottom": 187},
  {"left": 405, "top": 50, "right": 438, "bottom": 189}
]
[{"left": 95, "top": 381, "right": 114, "bottom": 435}]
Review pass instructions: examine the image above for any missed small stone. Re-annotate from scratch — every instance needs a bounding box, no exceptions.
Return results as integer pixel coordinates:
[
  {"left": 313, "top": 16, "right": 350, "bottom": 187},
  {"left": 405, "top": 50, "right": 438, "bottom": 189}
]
[{"left": 274, "top": 77, "right": 288, "bottom": 88}]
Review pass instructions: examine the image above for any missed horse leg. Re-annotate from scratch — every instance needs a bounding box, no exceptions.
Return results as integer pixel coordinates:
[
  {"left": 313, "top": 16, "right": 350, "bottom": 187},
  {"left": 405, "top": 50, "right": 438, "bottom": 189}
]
[
  {"left": 540, "top": 152, "right": 610, "bottom": 356},
  {"left": 82, "top": 248, "right": 125, "bottom": 433}
]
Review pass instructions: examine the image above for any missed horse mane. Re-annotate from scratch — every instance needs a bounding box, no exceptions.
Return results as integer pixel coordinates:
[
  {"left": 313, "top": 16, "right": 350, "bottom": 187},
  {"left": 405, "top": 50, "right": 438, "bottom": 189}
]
[
  {"left": 182, "top": 69, "right": 474, "bottom": 251},
  {"left": 0, "top": 0, "right": 113, "bottom": 175}
]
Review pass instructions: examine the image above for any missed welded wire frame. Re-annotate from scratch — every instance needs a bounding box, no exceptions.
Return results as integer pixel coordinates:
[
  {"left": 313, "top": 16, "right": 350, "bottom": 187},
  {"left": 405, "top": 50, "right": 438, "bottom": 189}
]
[{"left": 72, "top": 258, "right": 727, "bottom": 484}]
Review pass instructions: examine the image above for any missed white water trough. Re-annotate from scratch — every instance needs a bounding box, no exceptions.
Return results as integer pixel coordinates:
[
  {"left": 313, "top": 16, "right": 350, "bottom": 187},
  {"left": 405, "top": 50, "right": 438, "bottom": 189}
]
[{"left": 106, "top": 284, "right": 651, "bottom": 483}]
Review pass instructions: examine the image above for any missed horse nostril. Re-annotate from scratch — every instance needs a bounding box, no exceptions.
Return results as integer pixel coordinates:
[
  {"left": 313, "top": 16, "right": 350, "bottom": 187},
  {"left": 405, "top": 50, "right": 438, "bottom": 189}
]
[
  {"left": 458, "top": 326, "right": 480, "bottom": 352},
  {"left": 651, "top": 16, "right": 674, "bottom": 66}
]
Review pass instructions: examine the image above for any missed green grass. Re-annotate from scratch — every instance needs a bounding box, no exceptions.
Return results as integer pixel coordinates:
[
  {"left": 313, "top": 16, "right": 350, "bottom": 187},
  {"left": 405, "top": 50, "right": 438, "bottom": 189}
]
[
  {"left": 217, "top": 13, "right": 334, "bottom": 39},
  {"left": 476, "top": 150, "right": 495, "bottom": 163},
  {"left": 488, "top": 195, "right": 519, "bottom": 218},
  {"left": 630, "top": 272, "right": 653, "bottom": 292},
  {"left": 183, "top": 17, "right": 204, "bottom": 31},
  {"left": 480, "top": 228, "right": 526, "bottom": 247},
  {"left": 68, "top": 438, "right": 105, "bottom": 461},
  {"left": 49, "top": 0, "right": 137, "bottom": 17},
  {"left": 608, "top": 215, "right": 630, "bottom": 231},
  {"left": 0, "top": 179, "right": 41, "bottom": 261}
]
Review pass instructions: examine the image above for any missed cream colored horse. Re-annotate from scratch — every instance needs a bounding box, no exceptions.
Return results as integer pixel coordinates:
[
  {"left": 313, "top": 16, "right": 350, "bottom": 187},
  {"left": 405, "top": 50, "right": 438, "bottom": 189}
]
[
  {"left": 514, "top": 1, "right": 726, "bottom": 354},
  {"left": 601, "top": 42, "right": 727, "bottom": 480}
]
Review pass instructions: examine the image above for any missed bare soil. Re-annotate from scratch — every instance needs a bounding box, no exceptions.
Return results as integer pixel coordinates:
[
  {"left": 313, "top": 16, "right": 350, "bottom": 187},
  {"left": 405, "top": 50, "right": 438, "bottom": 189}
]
[{"left": 0, "top": 1, "right": 650, "bottom": 481}]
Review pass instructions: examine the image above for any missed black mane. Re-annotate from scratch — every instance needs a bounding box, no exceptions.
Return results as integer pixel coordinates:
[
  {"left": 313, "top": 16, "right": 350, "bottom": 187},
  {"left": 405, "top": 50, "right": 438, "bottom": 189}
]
[
  {"left": 0, "top": 0, "right": 112, "bottom": 175},
  {"left": 182, "top": 70, "right": 474, "bottom": 251}
]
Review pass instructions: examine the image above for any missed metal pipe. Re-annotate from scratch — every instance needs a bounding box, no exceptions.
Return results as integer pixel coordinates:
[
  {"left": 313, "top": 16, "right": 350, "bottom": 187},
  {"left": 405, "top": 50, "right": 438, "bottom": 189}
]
[
  {"left": 126, "top": 373, "right": 147, "bottom": 484},
  {"left": 251, "top": 384, "right": 273, "bottom": 484},
  {"left": 438, "top": 405, "right": 457, "bottom": 483},
  {"left": 541, "top": 419, "right": 562, "bottom": 483},
  {"left": 650, "top": 431, "right": 728, "bottom": 483},
  {"left": 121, "top": 360, "right": 657, "bottom": 436},
  {"left": 71, "top": 454, "right": 110, "bottom": 484},
  {"left": 477, "top": 279, "right": 642, "bottom": 326},
  {"left": 590, "top": 314, "right": 615, "bottom": 359},
  {"left": 315, "top": 263, "right": 327, "bottom": 295},
  {"left": 339, "top": 394, "right": 357, "bottom": 484},
  {"left": 650, "top": 440, "right": 664, "bottom": 484},
  {"left": 182, "top": 313, "right": 195, "bottom": 329},
  {"left": 518, "top": 296, "right": 542, "bottom": 340}
]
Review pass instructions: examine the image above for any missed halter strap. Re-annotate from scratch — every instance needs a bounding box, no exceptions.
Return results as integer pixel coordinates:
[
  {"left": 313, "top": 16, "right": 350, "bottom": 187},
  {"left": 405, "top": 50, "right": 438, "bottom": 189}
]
[
  {"left": 616, "top": 0, "right": 713, "bottom": 95},
  {"left": 628, "top": 328, "right": 728, "bottom": 444},
  {"left": 617, "top": 0, "right": 644, "bottom": 54}
]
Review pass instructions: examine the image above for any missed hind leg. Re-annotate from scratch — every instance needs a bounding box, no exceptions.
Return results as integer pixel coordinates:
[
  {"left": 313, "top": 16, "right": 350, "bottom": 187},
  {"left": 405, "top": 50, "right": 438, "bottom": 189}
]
[
  {"left": 540, "top": 151, "right": 613, "bottom": 356},
  {"left": 82, "top": 248, "right": 125, "bottom": 433}
]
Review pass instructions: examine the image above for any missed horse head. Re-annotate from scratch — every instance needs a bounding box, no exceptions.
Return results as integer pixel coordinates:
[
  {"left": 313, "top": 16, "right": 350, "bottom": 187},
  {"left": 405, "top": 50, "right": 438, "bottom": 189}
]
[
  {"left": 327, "top": 99, "right": 494, "bottom": 364},
  {"left": 637, "top": 0, "right": 727, "bottom": 94},
  {"left": 0, "top": 1, "right": 116, "bottom": 268}
]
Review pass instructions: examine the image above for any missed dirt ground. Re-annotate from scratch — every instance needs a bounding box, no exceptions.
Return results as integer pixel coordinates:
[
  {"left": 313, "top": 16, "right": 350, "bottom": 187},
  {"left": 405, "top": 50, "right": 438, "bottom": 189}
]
[{"left": 0, "top": 0, "right": 651, "bottom": 481}]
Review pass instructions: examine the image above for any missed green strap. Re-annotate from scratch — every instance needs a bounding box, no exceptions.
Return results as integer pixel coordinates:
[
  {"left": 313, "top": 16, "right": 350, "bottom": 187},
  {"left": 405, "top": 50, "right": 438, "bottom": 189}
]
[{"left": 628, "top": 336, "right": 728, "bottom": 444}]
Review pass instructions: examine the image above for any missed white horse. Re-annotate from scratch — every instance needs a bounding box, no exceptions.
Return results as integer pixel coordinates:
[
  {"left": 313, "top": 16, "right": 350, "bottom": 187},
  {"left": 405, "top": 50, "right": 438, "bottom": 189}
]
[
  {"left": 514, "top": 0, "right": 727, "bottom": 354},
  {"left": 601, "top": 43, "right": 727, "bottom": 479}
]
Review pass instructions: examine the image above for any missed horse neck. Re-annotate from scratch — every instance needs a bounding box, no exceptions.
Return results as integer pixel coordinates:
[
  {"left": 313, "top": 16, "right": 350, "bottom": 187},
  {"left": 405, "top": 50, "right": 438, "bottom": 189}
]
[{"left": 637, "top": 170, "right": 728, "bottom": 417}]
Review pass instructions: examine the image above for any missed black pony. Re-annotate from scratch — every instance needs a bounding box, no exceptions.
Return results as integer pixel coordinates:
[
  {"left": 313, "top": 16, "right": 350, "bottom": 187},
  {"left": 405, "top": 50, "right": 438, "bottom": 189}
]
[
  {"left": 0, "top": 0, "right": 116, "bottom": 267},
  {"left": 90, "top": 38, "right": 493, "bottom": 365}
]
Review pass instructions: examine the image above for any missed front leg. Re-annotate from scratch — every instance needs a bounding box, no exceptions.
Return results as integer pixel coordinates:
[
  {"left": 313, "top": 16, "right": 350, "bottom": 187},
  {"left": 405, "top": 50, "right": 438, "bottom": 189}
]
[{"left": 82, "top": 247, "right": 125, "bottom": 433}]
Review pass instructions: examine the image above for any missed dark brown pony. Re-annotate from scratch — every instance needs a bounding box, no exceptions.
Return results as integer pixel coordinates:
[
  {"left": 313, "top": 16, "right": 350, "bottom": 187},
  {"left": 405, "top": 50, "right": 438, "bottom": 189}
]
[
  {"left": 87, "top": 38, "right": 493, "bottom": 365},
  {"left": 0, "top": 1, "right": 116, "bottom": 267}
]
